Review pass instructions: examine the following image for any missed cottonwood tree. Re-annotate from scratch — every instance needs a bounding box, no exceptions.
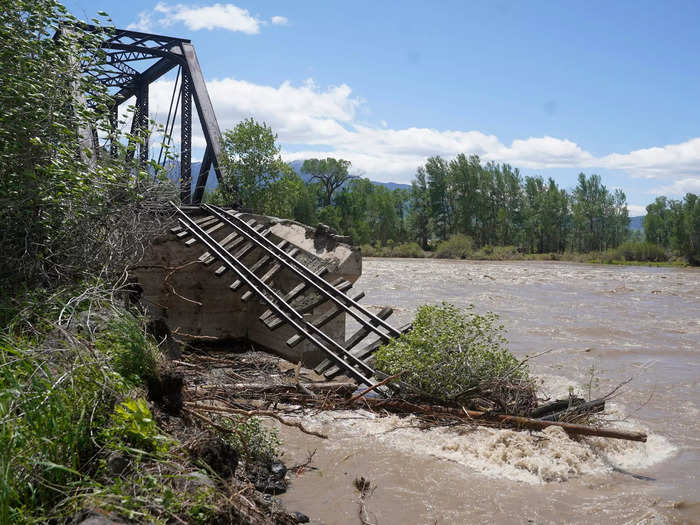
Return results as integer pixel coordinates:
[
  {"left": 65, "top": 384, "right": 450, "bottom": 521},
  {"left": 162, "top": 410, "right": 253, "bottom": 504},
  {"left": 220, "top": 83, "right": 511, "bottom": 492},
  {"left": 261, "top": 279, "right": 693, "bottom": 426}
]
[
  {"left": 219, "top": 118, "right": 286, "bottom": 212},
  {"left": 301, "top": 157, "right": 354, "bottom": 206}
]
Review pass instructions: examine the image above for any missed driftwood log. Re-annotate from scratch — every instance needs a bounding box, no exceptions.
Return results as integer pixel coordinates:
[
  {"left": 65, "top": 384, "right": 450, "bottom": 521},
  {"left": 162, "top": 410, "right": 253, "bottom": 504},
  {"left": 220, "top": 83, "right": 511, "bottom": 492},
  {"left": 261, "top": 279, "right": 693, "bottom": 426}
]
[
  {"left": 352, "top": 398, "right": 647, "bottom": 442},
  {"left": 192, "top": 381, "right": 356, "bottom": 397}
]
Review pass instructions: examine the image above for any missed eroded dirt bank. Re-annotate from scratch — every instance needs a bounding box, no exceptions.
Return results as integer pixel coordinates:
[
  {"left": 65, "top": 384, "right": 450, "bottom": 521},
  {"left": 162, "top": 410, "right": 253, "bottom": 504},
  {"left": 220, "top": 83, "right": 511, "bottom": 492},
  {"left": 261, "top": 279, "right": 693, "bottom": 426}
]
[{"left": 277, "top": 259, "right": 700, "bottom": 524}]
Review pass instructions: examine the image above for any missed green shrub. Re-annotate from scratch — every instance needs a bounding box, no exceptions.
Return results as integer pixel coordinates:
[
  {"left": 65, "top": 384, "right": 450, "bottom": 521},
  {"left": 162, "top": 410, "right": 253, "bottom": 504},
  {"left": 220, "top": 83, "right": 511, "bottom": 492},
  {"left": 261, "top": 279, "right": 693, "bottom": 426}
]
[
  {"left": 390, "top": 242, "right": 426, "bottom": 258},
  {"left": 375, "top": 303, "right": 528, "bottom": 405},
  {"left": 106, "top": 398, "right": 171, "bottom": 455},
  {"left": 360, "top": 243, "right": 381, "bottom": 257},
  {"left": 435, "top": 234, "right": 474, "bottom": 259},
  {"left": 216, "top": 416, "right": 281, "bottom": 462},
  {"left": 614, "top": 241, "right": 668, "bottom": 262},
  {"left": 474, "top": 245, "right": 519, "bottom": 260},
  {"left": 0, "top": 332, "right": 125, "bottom": 523}
]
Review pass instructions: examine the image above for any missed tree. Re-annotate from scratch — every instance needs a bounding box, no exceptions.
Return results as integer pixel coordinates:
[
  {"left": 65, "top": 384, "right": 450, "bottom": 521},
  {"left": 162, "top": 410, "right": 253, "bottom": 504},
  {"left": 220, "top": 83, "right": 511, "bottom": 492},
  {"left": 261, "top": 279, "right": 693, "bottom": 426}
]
[
  {"left": 644, "top": 196, "right": 671, "bottom": 247},
  {"left": 408, "top": 167, "right": 431, "bottom": 249},
  {"left": 219, "top": 118, "right": 284, "bottom": 212},
  {"left": 425, "top": 156, "right": 452, "bottom": 240},
  {"left": 449, "top": 154, "right": 481, "bottom": 239},
  {"left": 301, "top": 157, "right": 354, "bottom": 206}
]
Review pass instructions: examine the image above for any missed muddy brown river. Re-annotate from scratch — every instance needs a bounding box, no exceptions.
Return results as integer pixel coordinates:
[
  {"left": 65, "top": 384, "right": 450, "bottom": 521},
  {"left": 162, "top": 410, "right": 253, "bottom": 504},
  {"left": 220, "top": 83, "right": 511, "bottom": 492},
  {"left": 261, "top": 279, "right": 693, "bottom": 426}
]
[{"left": 276, "top": 259, "right": 700, "bottom": 524}]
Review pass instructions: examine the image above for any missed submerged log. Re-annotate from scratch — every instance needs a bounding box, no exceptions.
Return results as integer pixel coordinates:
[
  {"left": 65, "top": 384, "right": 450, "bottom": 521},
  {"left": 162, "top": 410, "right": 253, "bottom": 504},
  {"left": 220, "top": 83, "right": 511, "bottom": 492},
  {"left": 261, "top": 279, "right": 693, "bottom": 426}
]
[
  {"left": 354, "top": 398, "right": 647, "bottom": 442},
  {"left": 538, "top": 398, "right": 606, "bottom": 421},
  {"left": 530, "top": 397, "right": 585, "bottom": 418}
]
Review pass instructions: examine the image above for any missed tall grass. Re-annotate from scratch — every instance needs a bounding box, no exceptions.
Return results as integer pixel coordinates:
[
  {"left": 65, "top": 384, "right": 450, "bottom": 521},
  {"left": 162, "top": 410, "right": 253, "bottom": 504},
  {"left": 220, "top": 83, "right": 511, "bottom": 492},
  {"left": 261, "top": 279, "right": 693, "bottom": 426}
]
[{"left": 0, "top": 295, "right": 159, "bottom": 524}]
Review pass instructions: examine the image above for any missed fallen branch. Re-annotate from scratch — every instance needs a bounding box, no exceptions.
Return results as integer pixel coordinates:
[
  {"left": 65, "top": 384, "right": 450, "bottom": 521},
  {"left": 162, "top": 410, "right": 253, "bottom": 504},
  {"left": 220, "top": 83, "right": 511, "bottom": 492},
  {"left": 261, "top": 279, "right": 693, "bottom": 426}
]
[
  {"left": 348, "top": 372, "right": 404, "bottom": 403},
  {"left": 351, "top": 398, "right": 647, "bottom": 442},
  {"left": 192, "top": 381, "right": 356, "bottom": 397},
  {"left": 185, "top": 402, "right": 328, "bottom": 439}
]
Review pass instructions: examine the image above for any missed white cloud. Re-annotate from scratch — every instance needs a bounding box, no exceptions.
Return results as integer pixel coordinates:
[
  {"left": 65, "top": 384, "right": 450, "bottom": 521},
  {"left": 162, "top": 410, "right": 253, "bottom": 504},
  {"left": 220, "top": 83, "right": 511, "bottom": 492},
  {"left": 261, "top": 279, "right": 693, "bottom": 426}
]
[
  {"left": 126, "top": 11, "right": 154, "bottom": 32},
  {"left": 154, "top": 2, "right": 261, "bottom": 33},
  {"left": 647, "top": 177, "right": 700, "bottom": 197},
  {"left": 128, "top": 3, "right": 274, "bottom": 34},
  {"left": 147, "top": 76, "right": 700, "bottom": 189},
  {"left": 627, "top": 204, "right": 648, "bottom": 216},
  {"left": 601, "top": 138, "right": 700, "bottom": 179},
  {"left": 490, "top": 136, "right": 594, "bottom": 168},
  {"left": 270, "top": 16, "right": 288, "bottom": 26}
]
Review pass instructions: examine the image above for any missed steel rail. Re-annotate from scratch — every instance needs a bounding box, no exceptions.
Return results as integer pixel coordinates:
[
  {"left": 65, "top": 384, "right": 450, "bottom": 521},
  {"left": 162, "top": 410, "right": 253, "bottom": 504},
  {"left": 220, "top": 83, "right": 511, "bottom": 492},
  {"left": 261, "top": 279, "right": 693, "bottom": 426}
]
[
  {"left": 171, "top": 204, "right": 379, "bottom": 387},
  {"left": 204, "top": 204, "right": 401, "bottom": 340}
]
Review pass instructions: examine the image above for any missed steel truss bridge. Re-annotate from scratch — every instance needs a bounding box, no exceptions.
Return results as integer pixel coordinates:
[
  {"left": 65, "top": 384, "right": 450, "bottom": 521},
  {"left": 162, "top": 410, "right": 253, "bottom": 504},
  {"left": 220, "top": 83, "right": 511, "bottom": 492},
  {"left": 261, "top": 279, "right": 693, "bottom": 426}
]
[{"left": 76, "top": 25, "right": 224, "bottom": 204}]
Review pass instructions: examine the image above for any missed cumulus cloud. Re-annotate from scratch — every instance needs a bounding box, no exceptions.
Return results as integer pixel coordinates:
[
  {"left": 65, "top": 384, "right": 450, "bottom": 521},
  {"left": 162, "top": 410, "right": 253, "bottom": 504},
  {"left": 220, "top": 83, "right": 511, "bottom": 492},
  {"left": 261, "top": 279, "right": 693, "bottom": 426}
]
[
  {"left": 601, "top": 138, "right": 700, "bottom": 179},
  {"left": 154, "top": 2, "right": 261, "bottom": 33},
  {"left": 146, "top": 76, "right": 700, "bottom": 187},
  {"left": 126, "top": 11, "right": 154, "bottom": 32},
  {"left": 127, "top": 3, "right": 287, "bottom": 34},
  {"left": 647, "top": 177, "right": 700, "bottom": 197}
]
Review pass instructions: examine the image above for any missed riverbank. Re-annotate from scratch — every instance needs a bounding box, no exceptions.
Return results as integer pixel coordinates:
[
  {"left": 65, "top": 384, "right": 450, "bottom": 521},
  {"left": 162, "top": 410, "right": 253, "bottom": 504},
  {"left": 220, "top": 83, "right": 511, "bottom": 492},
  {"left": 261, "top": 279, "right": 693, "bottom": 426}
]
[
  {"left": 360, "top": 242, "right": 690, "bottom": 267},
  {"left": 0, "top": 295, "right": 305, "bottom": 525}
]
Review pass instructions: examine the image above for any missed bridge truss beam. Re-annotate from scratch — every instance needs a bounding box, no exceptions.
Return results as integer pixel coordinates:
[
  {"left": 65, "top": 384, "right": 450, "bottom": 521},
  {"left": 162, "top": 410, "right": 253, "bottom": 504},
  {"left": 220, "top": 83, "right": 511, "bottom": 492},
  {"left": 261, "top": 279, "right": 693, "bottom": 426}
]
[{"left": 78, "top": 25, "right": 223, "bottom": 204}]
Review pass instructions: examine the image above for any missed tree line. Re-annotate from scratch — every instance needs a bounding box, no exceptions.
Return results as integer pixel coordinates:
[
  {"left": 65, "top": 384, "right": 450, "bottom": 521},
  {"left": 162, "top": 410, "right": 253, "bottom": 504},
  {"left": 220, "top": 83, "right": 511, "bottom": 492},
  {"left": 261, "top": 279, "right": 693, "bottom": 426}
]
[
  {"left": 209, "top": 119, "right": 635, "bottom": 255},
  {"left": 644, "top": 194, "right": 700, "bottom": 263}
]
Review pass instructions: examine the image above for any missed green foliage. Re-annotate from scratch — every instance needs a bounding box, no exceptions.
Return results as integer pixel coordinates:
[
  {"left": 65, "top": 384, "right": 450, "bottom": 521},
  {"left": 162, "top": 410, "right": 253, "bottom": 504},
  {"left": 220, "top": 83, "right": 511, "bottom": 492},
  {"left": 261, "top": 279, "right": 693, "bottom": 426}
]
[
  {"left": 219, "top": 118, "right": 285, "bottom": 212},
  {"left": 301, "top": 157, "right": 353, "bottom": 206},
  {"left": 613, "top": 241, "right": 667, "bottom": 262},
  {"left": 360, "top": 241, "right": 426, "bottom": 258},
  {"left": 0, "top": 312, "right": 128, "bottom": 523},
  {"left": 375, "top": 303, "right": 527, "bottom": 404},
  {"left": 107, "top": 399, "right": 170, "bottom": 454},
  {"left": 435, "top": 234, "right": 474, "bottom": 259},
  {"left": 390, "top": 241, "right": 426, "bottom": 258},
  {"left": 95, "top": 313, "right": 158, "bottom": 386},
  {"left": 215, "top": 416, "right": 281, "bottom": 462},
  {"left": 644, "top": 193, "right": 700, "bottom": 264},
  {"left": 0, "top": 0, "right": 174, "bottom": 297}
]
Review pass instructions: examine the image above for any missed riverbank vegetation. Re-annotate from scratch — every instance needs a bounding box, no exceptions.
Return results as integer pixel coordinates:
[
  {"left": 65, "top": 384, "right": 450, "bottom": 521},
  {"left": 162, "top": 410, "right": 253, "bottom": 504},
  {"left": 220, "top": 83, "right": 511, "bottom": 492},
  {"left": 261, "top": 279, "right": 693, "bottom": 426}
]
[{"left": 359, "top": 239, "right": 687, "bottom": 266}]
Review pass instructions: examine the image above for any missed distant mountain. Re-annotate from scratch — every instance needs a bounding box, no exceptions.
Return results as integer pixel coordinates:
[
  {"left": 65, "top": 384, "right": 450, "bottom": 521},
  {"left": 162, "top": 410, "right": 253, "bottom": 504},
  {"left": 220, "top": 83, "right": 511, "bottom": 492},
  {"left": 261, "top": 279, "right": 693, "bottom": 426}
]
[
  {"left": 629, "top": 216, "right": 645, "bottom": 232},
  {"left": 167, "top": 159, "right": 411, "bottom": 194}
]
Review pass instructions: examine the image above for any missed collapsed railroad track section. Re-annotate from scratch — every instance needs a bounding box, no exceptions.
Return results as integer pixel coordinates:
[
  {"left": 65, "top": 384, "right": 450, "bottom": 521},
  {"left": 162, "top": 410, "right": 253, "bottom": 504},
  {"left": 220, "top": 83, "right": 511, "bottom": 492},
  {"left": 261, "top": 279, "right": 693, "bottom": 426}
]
[{"left": 170, "top": 203, "right": 410, "bottom": 390}]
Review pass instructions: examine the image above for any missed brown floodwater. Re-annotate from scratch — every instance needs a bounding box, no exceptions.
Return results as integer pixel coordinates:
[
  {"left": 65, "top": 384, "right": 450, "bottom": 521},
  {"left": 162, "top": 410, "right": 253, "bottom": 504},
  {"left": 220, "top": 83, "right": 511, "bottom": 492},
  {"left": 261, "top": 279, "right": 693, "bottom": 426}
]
[{"left": 277, "top": 258, "right": 700, "bottom": 524}]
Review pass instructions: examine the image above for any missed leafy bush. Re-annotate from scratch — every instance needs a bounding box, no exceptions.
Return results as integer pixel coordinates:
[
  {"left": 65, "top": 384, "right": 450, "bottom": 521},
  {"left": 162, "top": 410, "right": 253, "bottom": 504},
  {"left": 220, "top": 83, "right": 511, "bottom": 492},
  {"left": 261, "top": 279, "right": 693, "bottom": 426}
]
[
  {"left": 614, "top": 241, "right": 668, "bottom": 262},
  {"left": 360, "top": 241, "right": 426, "bottom": 258},
  {"left": 107, "top": 398, "right": 170, "bottom": 454},
  {"left": 216, "top": 416, "right": 281, "bottom": 462},
  {"left": 390, "top": 241, "right": 427, "bottom": 258},
  {"left": 0, "top": 0, "right": 174, "bottom": 298},
  {"left": 375, "top": 303, "right": 530, "bottom": 407},
  {"left": 435, "top": 234, "right": 474, "bottom": 259}
]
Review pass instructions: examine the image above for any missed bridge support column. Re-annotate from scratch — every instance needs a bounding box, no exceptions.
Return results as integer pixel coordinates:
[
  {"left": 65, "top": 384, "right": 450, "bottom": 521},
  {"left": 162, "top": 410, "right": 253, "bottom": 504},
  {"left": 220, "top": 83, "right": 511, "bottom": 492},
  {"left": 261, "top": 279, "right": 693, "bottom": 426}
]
[
  {"left": 180, "top": 71, "right": 192, "bottom": 204},
  {"left": 136, "top": 82, "right": 149, "bottom": 167}
]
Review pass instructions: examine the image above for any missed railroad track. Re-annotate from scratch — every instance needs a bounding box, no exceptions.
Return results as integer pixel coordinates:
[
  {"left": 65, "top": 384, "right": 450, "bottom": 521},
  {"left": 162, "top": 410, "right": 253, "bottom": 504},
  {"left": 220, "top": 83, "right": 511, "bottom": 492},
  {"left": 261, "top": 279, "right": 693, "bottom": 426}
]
[{"left": 170, "top": 203, "right": 411, "bottom": 390}]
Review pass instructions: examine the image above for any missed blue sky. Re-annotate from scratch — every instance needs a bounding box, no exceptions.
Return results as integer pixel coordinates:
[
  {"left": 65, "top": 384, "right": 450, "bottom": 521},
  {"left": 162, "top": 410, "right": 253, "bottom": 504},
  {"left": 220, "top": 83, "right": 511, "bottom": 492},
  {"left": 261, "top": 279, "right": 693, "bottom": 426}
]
[{"left": 65, "top": 0, "right": 700, "bottom": 215}]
